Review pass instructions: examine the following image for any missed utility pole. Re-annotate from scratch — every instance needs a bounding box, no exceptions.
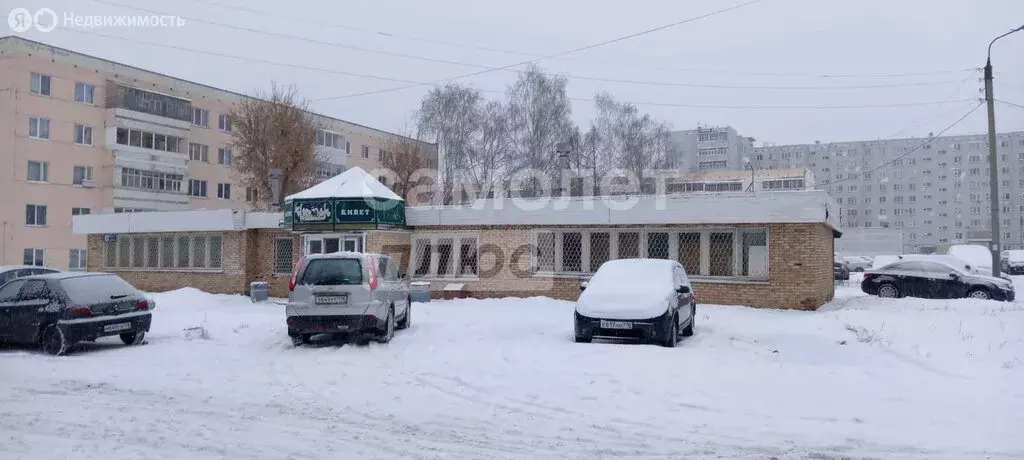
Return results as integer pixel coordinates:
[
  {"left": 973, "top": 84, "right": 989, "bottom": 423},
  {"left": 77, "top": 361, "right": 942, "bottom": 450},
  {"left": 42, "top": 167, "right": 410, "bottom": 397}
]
[{"left": 985, "top": 25, "right": 1024, "bottom": 275}]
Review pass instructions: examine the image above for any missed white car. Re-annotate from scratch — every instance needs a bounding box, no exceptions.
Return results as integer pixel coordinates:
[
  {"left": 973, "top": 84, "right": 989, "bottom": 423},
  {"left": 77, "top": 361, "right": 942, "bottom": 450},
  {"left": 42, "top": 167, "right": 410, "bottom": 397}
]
[
  {"left": 574, "top": 259, "right": 696, "bottom": 347},
  {"left": 842, "top": 256, "right": 872, "bottom": 272}
]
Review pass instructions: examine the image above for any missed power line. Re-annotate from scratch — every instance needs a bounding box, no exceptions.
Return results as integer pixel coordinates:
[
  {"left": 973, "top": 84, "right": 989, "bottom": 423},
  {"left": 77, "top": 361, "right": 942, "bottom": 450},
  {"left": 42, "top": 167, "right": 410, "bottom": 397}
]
[
  {"left": 53, "top": 28, "right": 975, "bottom": 111},
  {"left": 183, "top": 0, "right": 978, "bottom": 81},
  {"left": 997, "top": 99, "right": 1024, "bottom": 110},
  {"left": 828, "top": 103, "right": 985, "bottom": 185},
  {"left": 311, "top": 0, "right": 772, "bottom": 101}
]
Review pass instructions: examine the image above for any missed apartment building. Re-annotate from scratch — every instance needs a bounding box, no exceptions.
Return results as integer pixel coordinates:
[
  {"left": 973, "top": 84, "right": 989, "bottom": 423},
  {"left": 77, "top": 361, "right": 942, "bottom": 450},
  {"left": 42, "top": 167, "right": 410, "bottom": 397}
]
[
  {"left": 669, "top": 125, "right": 756, "bottom": 172},
  {"left": 753, "top": 131, "right": 1024, "bottom": 252},
  {"left": 0, "top": 36, "right": 437, "bottom": 269}
]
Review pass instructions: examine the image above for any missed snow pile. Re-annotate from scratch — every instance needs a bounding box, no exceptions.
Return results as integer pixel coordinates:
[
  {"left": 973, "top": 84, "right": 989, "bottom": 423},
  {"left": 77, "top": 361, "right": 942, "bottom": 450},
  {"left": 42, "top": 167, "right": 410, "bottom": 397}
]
[
  {"left": 577, "top": 259, "right": 677, "bottom": 319},
  {"left": 1, "top": 284, "right": 1022, "bottom": 459}
]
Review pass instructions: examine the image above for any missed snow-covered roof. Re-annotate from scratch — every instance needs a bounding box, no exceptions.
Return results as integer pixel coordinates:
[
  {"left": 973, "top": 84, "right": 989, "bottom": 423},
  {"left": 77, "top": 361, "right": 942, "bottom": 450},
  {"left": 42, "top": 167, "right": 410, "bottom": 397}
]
[
  {"left": 407, "top": 190, "right": 840, "bottom": 230},
  {"left": 285, "top": 167, "right": 402, "bottom": 202},
  {"left": 72, "top": 209, "right": 281, "bottom": 235}
]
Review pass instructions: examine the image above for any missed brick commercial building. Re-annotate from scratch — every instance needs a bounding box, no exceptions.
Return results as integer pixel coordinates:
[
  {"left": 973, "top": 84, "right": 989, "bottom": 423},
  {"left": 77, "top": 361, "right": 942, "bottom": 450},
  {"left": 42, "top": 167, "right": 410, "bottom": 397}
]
[{"left": 74, "top": 170, "right": 841, "bottom": 310}]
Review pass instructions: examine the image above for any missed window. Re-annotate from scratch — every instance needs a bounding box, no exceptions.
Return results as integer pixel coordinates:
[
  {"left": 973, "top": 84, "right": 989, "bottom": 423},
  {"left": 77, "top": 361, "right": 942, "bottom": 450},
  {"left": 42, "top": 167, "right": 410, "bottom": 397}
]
[
  {"left": 218, "top": 114, "right": 232, "bottom": 131},
  {"left": 189, "top": 143, "right": 209, "bottom": 162},
  {"left": 28, "top": 117, "right": 50, "bottom": 139},
  {"left": 316, "top": 130, "right": 343, "bottom": 148},
  {"left": 74, "top": 82, "right": 95, "bottom": 104},
  {"left": 30, "top": 73, "right": 51, "bottom": 96},
  {"left": 188, "top": 179, "right": 208, "bottom": 197},
  {"left": 25, "top": 204, "right": 47, "bottom": 226},
  {"left": 218, "top": 148, "right": 232, "bottom": 166},
  {"left": 69, "top": 249, "right": 87, "bottom": 271},
  {"left": 71, "top": 207, "right": 91, "bottom": 216},
  {"left": 893, "top": 184, "right": 903, "bottom": 192},
  {"left": 72, "top": 124, "right": 93, "bottom": 145},
  {"left": 217, "top": 183, "right": 232, "bottom": 199},
  {"left": 698, "top": 147, "right": 728, "bottom": 156},
  {"left": 23, "top": 248, "right": 45, "bottom": 266},
  {"left": 879, "top": 196, "right": 887, "bottom": 203},
  {"left": 192, "top": 108, "right": 209, "bottom": 127},
  {"left": 120, "top": 168, "right": 183, "bottom": 193},
  {"left": 361, "top": 145, "right": 370, "bottom": 159},
  {"left": 274, "top": 238, "right": 293, "bottom": 274},
  {"left": 761, "top": 179, "right": 804, "bottom": 190},
  {"left": 103, "top": 233, "right": 224, "bottom": 270},
  {"left": 113, "top": 128, "right": 183, "bottom": 152},
  {"left": 27, "top": 161, "right": 49, "bottom": 182},
  {"left": 536, "top": 232, "right": 555, "bottom": 272},
  {"left": 698, "top": 160, "right": 728, "bottom": 170},
  {"left": 72, "top": 166, "right": 93, "bottom": 185},
  {"left": 346, "top": 141, "right": 351, "bottom": 155},
  {"left": 697, "top": 131, "right": 728, "bottom": 142},
  {"left": 412, "top": 234, "right": 481, "bottom": 277}
]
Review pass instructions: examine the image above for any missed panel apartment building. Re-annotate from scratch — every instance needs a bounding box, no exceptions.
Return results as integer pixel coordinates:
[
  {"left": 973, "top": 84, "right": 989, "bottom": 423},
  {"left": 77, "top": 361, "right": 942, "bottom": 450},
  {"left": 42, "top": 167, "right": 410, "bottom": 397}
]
[
  {"left": 751, "top": 131, "right": 1024, "bottom": 252},
  {"left": 0, "top": 36, "right": 437, "bottom": 270}
]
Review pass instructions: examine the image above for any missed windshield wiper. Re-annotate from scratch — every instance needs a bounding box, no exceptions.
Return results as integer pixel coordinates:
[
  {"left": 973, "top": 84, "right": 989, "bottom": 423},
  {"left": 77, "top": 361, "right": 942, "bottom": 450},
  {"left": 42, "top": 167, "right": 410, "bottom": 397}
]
[{"left": 109, "top": 294, "right": 129, "bottom": 299}]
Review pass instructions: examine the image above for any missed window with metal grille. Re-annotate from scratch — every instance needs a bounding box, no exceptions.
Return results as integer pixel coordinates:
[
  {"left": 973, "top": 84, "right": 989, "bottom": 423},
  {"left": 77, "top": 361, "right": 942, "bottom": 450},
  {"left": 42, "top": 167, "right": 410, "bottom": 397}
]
[
  {"left": 193, "top": 236, "right": 207, "bottom": 267},
  {"left": 104, "top": 241, "right": 117, "bottom": 267},
  {"left": 274, "top": 238, "right": 293, "bottom": 274},
  {"left": 118, "top": 238, "right": 131, "bottom": 267},
  {"left": 146, "top": 237, "right": 159, "bottom": 267},
  {"left": 678, "top": 232, "right": 701, "bottom": 273},
  {"left": 436, "top": 238, "right": 454, "bottom": 276},
  {"left": 160, "top": 236, "right": 175, "bottom": 268},
  {"left": 618, "top": 232, "right": 640, "bottom": 259},
  {"left": 709, "top": 232, "right": 735, "bottom": 276},
  {"left": 131, "top": 237, "right": 145, "bottom": 268},
  {"left": 647, "top": 232, "right": 670, "bottom": 259},
  {"left": 561, "top": 232, "right": 583, "bottom": 272},
  {"left": 209, "top": 236, "right": 223, "bottom": 268},
  {"left": 536, "top": 232, "right": 555, "bottom": 272},
  {"left": 411, "top": 234, "right": 481, "bottom": 278},
  {"left": 177, "top": 237, "right": 191, "bottom": 268},
  {"left": 413, "top": 238, "right": 432, "bottom": 276},
  {"left": 458, "top": 238, "right": 478, "bottom": 276},
  {"left": 589, "top": 232, "right": 610, "bottom": 272}
]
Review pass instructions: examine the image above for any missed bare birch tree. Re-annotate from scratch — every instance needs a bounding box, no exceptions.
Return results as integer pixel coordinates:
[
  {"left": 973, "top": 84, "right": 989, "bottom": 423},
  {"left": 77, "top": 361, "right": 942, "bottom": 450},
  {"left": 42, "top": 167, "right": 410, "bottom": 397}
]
[
  {"left": 229, "top": 83, "right": 320, "bottom": 210},
  {"left": 506, "top": 65, "right": 575, "bottom": 192}
]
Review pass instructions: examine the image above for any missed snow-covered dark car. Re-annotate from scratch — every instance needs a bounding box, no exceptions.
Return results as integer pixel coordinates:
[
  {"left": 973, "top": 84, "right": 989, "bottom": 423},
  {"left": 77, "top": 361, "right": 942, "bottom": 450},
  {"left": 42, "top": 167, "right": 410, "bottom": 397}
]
[
  {"left": 861, "top": 260, "right": 1014, "bottom": 302},
  {"left": 0, "top": 265, "right": 60, "bottom": 286},
  {"left": 0, "top": 272, "right": 154, "bottom": 355},
  {"left": 574, "top": 259, "right": 696, "bottom": 347}
]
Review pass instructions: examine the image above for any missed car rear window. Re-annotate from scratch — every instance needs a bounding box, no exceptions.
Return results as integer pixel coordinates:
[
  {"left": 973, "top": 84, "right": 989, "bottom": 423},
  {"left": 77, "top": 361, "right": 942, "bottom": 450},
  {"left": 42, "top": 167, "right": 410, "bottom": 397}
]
[
  {"left": 61, "top": 275, "right": 139, "bottom": 304},
  {"left": 300, "top": 258, "right": 362, "bottom": 286}
]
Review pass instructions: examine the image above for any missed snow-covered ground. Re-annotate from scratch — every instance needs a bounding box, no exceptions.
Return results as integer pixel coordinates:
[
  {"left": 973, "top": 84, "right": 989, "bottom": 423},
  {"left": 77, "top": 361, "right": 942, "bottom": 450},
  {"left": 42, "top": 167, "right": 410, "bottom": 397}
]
[{"left": 2, "top": 279, "right": 1023, "bottom": 459}]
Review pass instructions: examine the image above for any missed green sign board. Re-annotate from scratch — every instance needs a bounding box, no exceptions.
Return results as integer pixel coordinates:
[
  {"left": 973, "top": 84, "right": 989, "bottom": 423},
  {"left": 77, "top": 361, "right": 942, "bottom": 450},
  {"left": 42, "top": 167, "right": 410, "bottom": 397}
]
[{"left": 284, "top": 197, "right": 405, "bottom": 230}]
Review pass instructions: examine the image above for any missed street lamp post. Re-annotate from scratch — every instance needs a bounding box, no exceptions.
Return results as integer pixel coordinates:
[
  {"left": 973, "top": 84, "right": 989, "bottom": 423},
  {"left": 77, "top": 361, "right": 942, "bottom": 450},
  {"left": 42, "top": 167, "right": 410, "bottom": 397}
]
[{"left": 985, "top": 25, "right": 1024, "bottom": 274}]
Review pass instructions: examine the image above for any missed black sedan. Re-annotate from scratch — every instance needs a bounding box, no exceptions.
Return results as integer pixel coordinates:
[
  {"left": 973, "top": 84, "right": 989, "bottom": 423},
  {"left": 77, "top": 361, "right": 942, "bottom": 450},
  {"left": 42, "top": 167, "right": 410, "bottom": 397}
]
[
  {"left": 0, "top": 272, "right": 154, "bottom": 355},
  {"left": 862, "top": 260, "right": 1015, "bottom": 301}
]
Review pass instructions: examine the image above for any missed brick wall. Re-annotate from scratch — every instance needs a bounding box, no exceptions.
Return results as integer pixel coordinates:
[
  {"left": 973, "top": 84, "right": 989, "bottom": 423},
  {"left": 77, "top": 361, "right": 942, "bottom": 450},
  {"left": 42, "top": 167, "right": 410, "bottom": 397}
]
[
  {"left": 406, "top": 223, "right": 836, "bottom": 310},
  {"left": 87, "top": 231, "right": 250, "bottom": 295}
]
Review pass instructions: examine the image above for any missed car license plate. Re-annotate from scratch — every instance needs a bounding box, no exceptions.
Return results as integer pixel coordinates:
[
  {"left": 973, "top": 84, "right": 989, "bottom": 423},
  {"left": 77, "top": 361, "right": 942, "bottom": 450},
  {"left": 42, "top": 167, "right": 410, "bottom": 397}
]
[
  {"left": 103, "top": 322, "right": 131, "bottom": 333},
  {"left": 315, "top": 295, "right": 346, "bottom": 305},
  {"left": 600, "top": 320, "right": 632, "bottom": 330}
]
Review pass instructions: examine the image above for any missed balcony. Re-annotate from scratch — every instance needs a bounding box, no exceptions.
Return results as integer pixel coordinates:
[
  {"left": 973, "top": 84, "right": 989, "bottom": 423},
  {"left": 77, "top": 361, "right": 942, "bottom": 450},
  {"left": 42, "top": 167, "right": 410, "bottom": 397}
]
[{"left": 105, "top": 81, "right": 192, "bottom": 124}]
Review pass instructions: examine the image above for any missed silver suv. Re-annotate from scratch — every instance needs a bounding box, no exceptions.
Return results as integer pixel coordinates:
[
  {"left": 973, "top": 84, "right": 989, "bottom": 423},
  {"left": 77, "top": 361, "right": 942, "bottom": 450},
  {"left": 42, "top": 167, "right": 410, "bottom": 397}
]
[{"left": 285, "top": 252, "right": 410, "bottom": 345}]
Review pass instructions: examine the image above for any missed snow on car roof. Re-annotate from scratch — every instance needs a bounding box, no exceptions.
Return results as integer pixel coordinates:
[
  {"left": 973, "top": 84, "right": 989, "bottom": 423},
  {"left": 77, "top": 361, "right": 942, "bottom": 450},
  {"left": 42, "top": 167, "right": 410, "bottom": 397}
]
[{"left": 586, "top": 259, "right": 677, "bottom": 291}]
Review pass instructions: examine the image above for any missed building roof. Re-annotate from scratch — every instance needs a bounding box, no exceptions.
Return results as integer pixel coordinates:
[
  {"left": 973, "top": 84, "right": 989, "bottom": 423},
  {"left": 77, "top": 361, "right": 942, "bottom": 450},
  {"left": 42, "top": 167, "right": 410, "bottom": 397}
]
[
  {"left": 659, "top": 168, "right": 809, "bottom": 182},
  {"left": 72, "top": 191, "right": 840, "bottom": 235},
  {"left": 72, "top": 209, "right": 281, "bottom": 235},
  {"left": 407, "top": 190, "right": 840, "bottom": 231},
  {"left": 285, "top": 167, "right": 403, "bottom": 202}
]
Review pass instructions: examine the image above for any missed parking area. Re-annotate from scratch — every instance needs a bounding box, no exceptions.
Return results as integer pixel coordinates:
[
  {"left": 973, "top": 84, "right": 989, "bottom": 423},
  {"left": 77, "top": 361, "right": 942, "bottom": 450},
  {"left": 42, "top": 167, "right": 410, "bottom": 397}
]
[{"left": 1, "top": 281, "right": 1023, "bottom": 459}]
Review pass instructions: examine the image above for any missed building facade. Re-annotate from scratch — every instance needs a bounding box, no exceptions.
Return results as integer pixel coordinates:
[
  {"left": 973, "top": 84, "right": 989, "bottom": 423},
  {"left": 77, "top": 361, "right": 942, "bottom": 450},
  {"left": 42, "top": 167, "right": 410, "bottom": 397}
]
[
  {"left": 0, "top": 36, "right": 437, "bottom": 270},
  {"left": 74, "top": 188, "right": 842, "bottom": 310},
  {"left": 753, "top": 132, "right": 1024, "bottom": 252},
  {"left": 669, "top": 126, "right": 756, "bottom": 172}
]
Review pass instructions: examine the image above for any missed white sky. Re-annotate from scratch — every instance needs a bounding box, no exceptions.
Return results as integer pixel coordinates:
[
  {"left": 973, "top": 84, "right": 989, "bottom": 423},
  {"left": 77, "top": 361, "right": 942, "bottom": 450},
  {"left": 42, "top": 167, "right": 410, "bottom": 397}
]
[{"left": 4, "top": 0, "right": 1023, "bottom": 144}]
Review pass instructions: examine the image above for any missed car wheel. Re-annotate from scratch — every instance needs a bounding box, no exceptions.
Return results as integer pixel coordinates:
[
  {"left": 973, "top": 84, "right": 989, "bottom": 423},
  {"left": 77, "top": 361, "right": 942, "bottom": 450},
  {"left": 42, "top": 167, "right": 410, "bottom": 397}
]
[
  {"left": 966, "top": 288, "right": 992, "bottom": 300},
  {"left": 397, "top": 298, "right": 411, "bottom": 330},
  {"left": 661, "top": 316, "right": 678, "bottom": 348},
  {"left": 120, "top": 331, "right": 146, "bottom": 346},
  {"left": 877, "top": 283, "right": 900, "bottom": 298},
  {"left": 854, "top": 267, "right": 864, "bottom": 272},
  {"left": 377, "top": 307, "right": 395, "bottom": 343},
  {"left": 41, "top": 325, "right": 69, "bottom": 356},
  {"left": 291, "top": 334, "right": 311, "bottom": 346},
  {"left": 682, "top": 307, "right": 695, "bottom": 337}
]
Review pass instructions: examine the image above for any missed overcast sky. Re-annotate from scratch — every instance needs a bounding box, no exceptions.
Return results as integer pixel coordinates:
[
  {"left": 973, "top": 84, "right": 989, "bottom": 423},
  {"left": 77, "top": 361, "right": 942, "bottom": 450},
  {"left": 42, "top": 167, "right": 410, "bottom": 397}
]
[{"left": 4, "top": 0, "right": 1023, "bottom": 145}]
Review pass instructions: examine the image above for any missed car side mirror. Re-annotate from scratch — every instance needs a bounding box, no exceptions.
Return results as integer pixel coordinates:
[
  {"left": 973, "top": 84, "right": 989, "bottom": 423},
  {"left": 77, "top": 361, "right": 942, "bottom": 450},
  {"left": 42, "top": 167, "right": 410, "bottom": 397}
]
[
  {"left": 949, "top": 272, "right": 960, "bottom": 279},
  {"left": 579, "top": 281, "right": 588, "bottom": 291},
  {"left": 676, "top": 286, "right": 691, "bottom": 294}
]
